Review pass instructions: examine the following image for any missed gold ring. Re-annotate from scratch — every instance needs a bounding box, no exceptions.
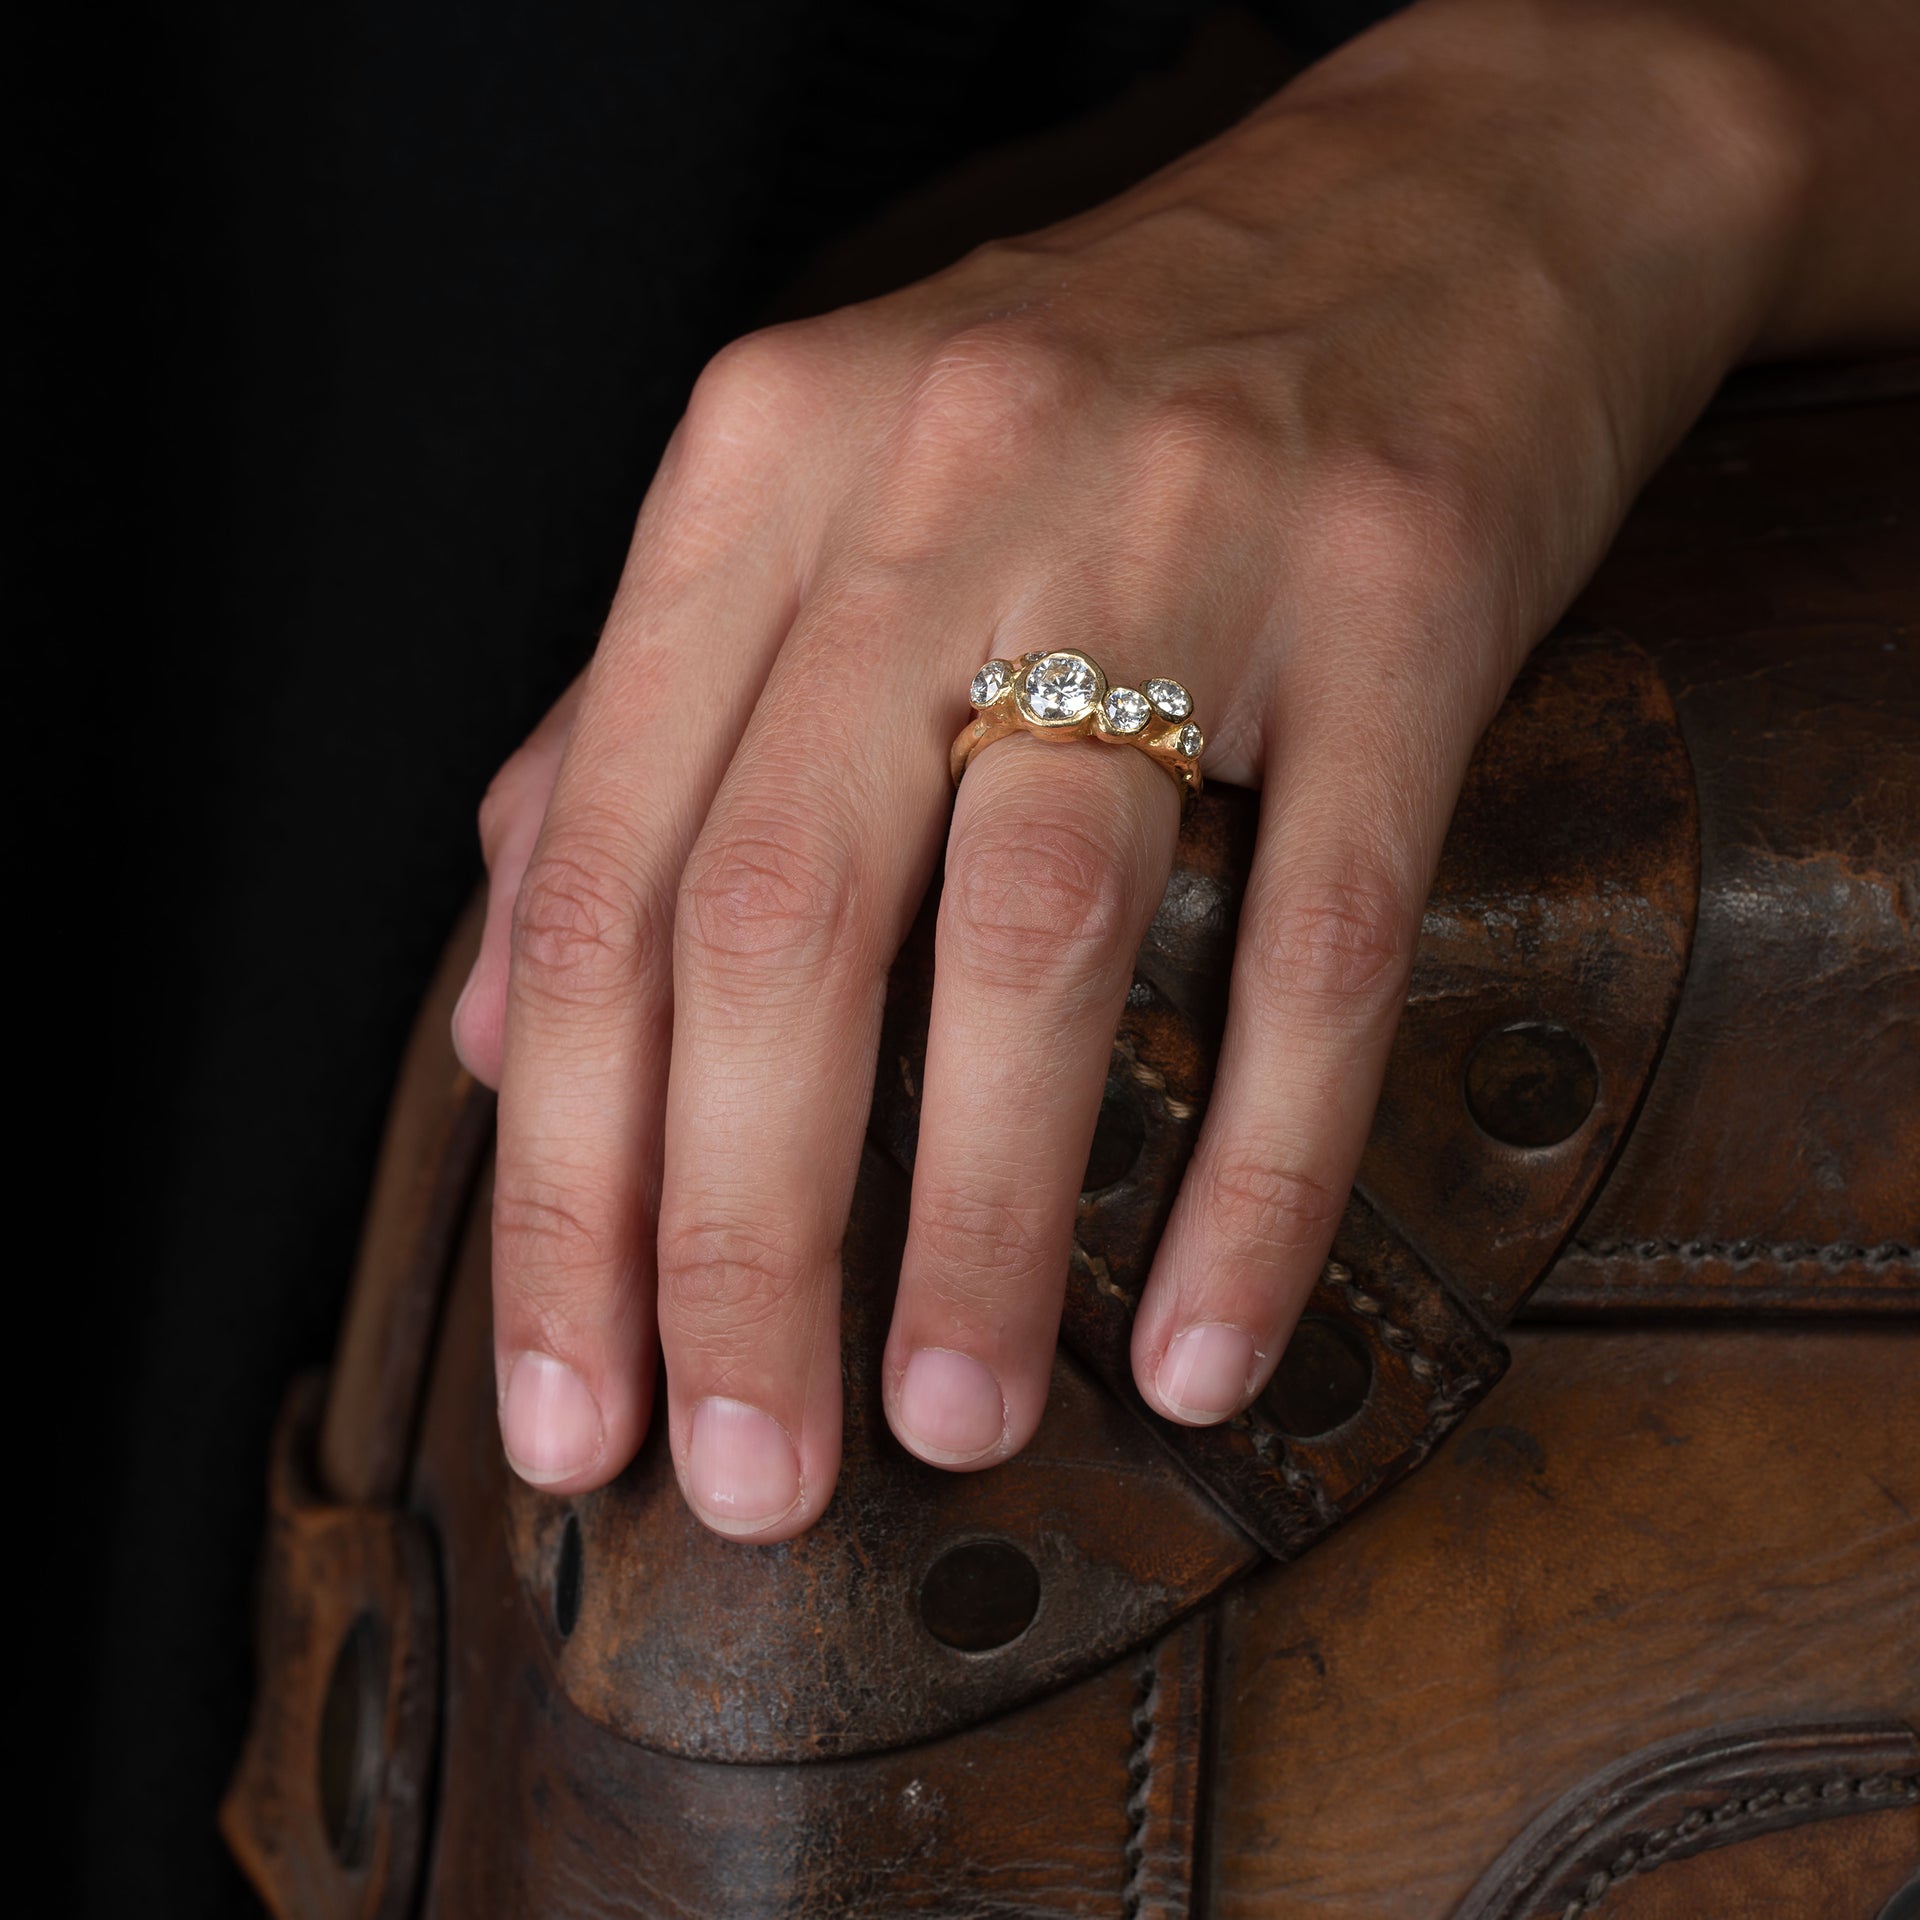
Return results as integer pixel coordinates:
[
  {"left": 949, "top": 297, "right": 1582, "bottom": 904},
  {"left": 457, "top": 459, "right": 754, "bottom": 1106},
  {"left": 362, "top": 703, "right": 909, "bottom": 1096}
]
[{"left": 950, "top": 649, "right": 1205, "bottom": 798}]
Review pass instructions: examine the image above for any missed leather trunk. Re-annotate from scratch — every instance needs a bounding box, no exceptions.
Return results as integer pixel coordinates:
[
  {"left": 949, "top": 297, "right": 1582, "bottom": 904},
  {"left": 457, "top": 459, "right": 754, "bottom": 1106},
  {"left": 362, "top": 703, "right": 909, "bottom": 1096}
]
[{"left": 221, "top": 373, "right": 1919, "bottom": 1919}]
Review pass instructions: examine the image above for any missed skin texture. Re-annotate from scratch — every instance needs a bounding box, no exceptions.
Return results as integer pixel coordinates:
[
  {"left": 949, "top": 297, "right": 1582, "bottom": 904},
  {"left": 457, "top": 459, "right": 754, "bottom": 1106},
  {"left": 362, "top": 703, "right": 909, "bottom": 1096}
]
[{"left": 450, "top": 0, "right": 1920, "bottom": 1540}]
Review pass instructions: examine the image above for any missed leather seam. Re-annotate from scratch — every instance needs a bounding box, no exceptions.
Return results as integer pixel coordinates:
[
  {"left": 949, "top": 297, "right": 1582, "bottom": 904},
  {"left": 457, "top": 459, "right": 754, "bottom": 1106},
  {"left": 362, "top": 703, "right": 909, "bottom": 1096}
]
[
  {"left": 1327, "top": 1263, "right": 1494, "bottom": 1469},
  {"left": 1121, "top": 1645, "right": 1159, "bottom": 1918},
  {"left": 1570, "top": 1238, "right": 1914, "bottom": 1266},
  {"left": 1551, "top": 1769, "right": 1920, "bottom": 1920},
  {"left": 1234, "top": 1263, "right": 1485, "bottom": 1503}
]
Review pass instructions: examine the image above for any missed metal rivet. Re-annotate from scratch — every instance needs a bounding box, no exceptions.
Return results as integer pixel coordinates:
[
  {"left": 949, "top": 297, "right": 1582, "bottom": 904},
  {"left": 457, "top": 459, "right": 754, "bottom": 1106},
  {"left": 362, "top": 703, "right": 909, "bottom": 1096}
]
[
  {"left": 1464, "top": 1020, "right": 1599, "bottom": 1147},
  {"left": 919, "top": 1539, "right": 1040, "bottom": 1652}
]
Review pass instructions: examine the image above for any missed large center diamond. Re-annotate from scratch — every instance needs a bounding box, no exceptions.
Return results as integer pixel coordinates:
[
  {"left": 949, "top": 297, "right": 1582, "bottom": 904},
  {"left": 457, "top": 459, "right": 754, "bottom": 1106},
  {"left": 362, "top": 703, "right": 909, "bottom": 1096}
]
[{"left": 1023, "top": 652, "right": 1099, "bottom": 723}]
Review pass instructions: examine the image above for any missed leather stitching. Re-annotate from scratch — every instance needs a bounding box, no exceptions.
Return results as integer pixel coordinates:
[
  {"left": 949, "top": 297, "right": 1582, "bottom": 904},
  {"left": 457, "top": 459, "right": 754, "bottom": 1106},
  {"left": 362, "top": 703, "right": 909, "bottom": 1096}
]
[
  {"left": 1571, "top": 1238, "right": 1915, "bottom": 1266},
  {"left": 1550, "top": 1770, "right": 1920, "bottom": 1920},
  {"left": 1232, "top": 1261, "right": 1483, "bottom": 1535},
  {"left": 1121, "top": 1646, "right": 1159, "bottom": 1918}
]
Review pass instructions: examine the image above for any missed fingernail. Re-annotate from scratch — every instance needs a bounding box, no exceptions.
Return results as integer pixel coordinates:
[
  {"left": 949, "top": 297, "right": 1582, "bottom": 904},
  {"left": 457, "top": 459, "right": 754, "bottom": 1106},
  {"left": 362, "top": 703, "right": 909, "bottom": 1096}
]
[
  {"left": 450, "top": 962, "right": 487, "bottom": 1079},
  {"left": 897, "top": 1348, "right": 1006, "bottom": 1464},
  {"left": 499, "top": 1350, "right": 603, "bottom": 1485},
  {"left": 450, "top": 963, "right": 477, "bottom": 1039},
  {"left": 451, "top": 963, "right": 476, "bottom": 1033},
  {"left": 1154, "top": 1323, "right": 1256, "bottom": 1423},
  {"left": 687, "top": 1397, "right": 802, "bottom": 1533}
]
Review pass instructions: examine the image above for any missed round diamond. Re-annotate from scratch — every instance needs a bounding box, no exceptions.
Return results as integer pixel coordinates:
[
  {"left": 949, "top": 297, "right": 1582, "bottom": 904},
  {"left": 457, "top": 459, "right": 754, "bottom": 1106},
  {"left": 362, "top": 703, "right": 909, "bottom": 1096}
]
[
  {"left": 1102, "top": 686, "right": 1150, "bottom": 734},
  {"left": 970, "top": 659, "right": 1011, "bottom": 707},
  {"left": 1177, "top": 723, "right": 1204, "bottom": 758},
  {"left": 1022, "top": 651, "right": 1100, "bottom": 723},
  {"left": 1146, "top": 677, "right": 1192, "bottom": 719}
]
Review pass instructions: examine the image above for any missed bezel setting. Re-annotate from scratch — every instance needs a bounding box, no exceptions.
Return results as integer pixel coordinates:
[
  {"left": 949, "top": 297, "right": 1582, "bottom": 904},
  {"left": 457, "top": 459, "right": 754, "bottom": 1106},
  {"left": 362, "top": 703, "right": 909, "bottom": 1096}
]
[
  {"left": 1016, "top": 649, "right": 1106, "bottom": 728},
  {"left": 1101, "top": 686, "right": 1151, "bottom": 735},
  {"left": 1146, "top": 677, "right": 1192, "bottom": 720},
  {"left": 969, "top": 659, "right": 1012, "bottom": 708}
]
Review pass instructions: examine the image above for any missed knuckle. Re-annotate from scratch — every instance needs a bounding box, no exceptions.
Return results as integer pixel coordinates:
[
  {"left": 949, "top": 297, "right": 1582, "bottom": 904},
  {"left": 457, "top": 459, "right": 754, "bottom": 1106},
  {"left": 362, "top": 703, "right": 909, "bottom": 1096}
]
[
  {"left": 658, "top": 1215, "right": 812, "bottom": 1341},
  {"left": 492, "top": 1178, "right": 624, "bottom": 1321},
  {"left": 644, "top": 324, "right": 833, "bottom": 565},
  {"left": 943, "top": 813, "right": 1137, "bottom": 986},
  {"left": 511, "top": 838, "right": 663, "bottom": 1012},
  {"left": 1199, "top": 1150, "right": 1346, "bottom": 1265},
  {"left": 910, "top": 1186, "right": 1052, "bottom": 1299},
  {"left": 1133, "top": 391, "right": 1267, "bottom": 503},
  {"left": 1109, "top": 393, "right": 1272, "bottom": 585},
  {"left": 895, "top": 320, "right": 1080, "bottom": 470},
  {"left": 677, "top": 814, "right": 858, "bottom": 979},
  {"left": 1248, "top": 860, "right": 1412, "bottom": 1009},
  {"left": 1307, "top": 444, "right": 1492, "bottom": 595},
  {"left": 684, "top": 324, "right": 827, "bottom": 447}
]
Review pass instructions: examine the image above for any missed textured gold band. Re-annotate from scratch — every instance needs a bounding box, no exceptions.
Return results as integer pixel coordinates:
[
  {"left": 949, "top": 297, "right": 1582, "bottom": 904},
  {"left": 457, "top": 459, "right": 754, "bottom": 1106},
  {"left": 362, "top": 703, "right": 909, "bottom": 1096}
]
[{"left": 949, "top": 649, "right": 1205, "bottom": 798}]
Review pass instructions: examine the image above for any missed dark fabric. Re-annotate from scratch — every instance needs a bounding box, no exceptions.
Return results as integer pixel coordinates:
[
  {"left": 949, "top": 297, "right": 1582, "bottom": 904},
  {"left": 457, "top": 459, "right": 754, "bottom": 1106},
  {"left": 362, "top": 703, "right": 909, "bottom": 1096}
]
[{"left": 24, "top": 1, "right": 1394, "bottom": 1911}]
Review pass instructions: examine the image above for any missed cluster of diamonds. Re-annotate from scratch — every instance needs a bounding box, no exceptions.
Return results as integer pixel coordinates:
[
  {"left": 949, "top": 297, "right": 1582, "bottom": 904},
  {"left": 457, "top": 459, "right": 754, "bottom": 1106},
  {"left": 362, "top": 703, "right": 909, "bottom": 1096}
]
[{"left": 968, "top": 652, "right": 1203, "bottom": 763}]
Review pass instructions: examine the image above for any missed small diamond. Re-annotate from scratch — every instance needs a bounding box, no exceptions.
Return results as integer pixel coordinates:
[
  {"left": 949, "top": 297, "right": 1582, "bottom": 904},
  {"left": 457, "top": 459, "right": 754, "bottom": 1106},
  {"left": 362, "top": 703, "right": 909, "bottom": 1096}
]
[
  {"left": 1102, "top": 686, "right": 1150, "bottom": 734},
  {"left": 970, "top": 659, "right": 1011, "bottom": 707},
  {"left": 1177, "top": 724, "right": 1204, "bottom": 758},
  {"left": 1022, "top": 651, "right": 1100, "bottom": 723},
  {"left": 1146, "top": 677, "right": 1192, "bottom": 719}
]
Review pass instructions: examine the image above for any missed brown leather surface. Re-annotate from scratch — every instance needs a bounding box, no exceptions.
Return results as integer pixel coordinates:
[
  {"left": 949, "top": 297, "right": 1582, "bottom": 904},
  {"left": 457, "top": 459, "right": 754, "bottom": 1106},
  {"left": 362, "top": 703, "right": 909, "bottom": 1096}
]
[
  {"left": 413, "top": 1185, "right": 1217, "bottom": 1918},
  {"left": 1205, "top": 1326, "right": 1920, "bottom": 1917},
  {"left": 1357, "top": 626, "right": 1696, "bottom": 1328},
  {"left": 1531, "top": 396, "right": 1919, "bottom": 1320},
  {"left": 1453, "top": 1717, "right": 1920, "bottom": 1920},
  {"left": 1590, "top": 1814, "right": 1918, "bottom": 1920},
  {"left": 223, "top": 1381, "right": 441, "bottom": 1920}
]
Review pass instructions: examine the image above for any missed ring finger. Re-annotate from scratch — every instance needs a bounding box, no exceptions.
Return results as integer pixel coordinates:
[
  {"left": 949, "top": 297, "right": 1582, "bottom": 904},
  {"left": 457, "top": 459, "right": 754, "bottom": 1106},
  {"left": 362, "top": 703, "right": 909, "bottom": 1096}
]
[{"left": 884, "top": 660, "right": 1185, "bottom": 1467}]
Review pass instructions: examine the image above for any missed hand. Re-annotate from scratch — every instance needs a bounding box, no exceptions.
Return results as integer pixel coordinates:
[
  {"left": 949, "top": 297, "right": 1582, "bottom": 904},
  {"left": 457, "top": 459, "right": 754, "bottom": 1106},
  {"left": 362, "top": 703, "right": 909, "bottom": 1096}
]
[{"left": 452, "top": 0, "right": 1841, "bottom": 1539}]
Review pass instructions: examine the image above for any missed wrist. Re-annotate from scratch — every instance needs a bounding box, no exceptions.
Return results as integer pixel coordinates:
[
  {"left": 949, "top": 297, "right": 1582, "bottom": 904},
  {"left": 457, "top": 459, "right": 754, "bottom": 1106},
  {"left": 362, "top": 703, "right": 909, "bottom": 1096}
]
[
  {"left": 1274, "top": 0, "right": 1919, "bottom": 361},
  {"left": 1218, "top": 0, "right": 1814, "bottom": 427}
]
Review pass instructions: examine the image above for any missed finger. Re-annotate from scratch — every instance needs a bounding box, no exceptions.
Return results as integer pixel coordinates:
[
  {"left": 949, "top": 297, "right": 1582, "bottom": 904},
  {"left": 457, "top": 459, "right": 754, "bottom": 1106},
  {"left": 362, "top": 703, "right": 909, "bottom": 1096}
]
[
  {"left": 452, "top": 673, "right": 585, "bottom": 1090},
  {"left": 885, "top": 729, "right": 1179, "bottom": 1466},
  {"left": 656, "top": 578, "right": 969, "bottom": 1540},
  {"left": 490, "top": 355, "right": 812, "bottom": 1496},
  {"left": 1130, "top": 692, "right": 1453, "bottom": 1425}
]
